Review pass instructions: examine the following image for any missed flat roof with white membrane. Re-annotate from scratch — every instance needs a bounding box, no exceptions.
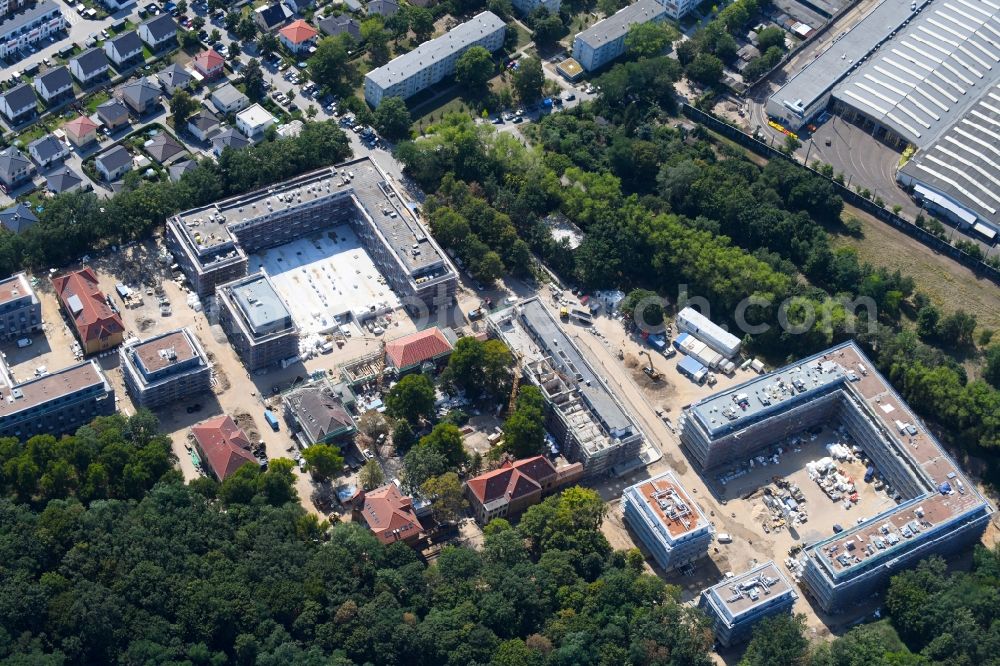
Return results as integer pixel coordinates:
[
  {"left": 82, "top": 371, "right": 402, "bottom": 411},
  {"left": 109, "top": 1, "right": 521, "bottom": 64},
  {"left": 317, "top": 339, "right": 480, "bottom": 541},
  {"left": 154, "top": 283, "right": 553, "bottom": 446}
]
[{"left": 248, "top": 225, "right": 400, "bottom": 337}]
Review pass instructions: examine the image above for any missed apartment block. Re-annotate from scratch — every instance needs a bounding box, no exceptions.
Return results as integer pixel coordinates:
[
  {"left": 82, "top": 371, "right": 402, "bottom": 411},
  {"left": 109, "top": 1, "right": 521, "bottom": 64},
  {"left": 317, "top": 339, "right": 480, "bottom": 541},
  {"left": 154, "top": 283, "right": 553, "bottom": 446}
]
[
  {"left": 216, "top": 272, "right": 299, "bottom": 371},
  {"left": 622, "top": 470, "right": 713, "bottom": 571},
  {"left": 699, "top": 562, "right": 797, "bottom": 647},
  {"left": 364, "top": 11, "right": 505, "bottom": 107},
  {"left": 0, "top": 2, "right": 65, "bottom": 60},
  {"left": 511, "top": 0, "right": 559, "bottom": 16},
  {"left": 572, "top": 0, "right": 666, "bottom": 71},
  {"left": 0, "top": 272, "right": 41, "bottom": 340},
  {"left": 120, "top": 327, "right": 211, "bottom": 408}
]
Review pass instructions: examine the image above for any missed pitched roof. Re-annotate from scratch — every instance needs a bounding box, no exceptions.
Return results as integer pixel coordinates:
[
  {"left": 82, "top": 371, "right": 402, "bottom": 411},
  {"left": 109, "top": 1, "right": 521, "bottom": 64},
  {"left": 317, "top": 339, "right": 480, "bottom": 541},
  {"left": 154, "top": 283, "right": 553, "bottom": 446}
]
[
  {"left": 194, "top": 49, "right": 225, "bottom": 71},
  {"left": 51, "top": 267, "right": 125, "bottom": 344},
  {"left": 188, "top": 109, "right": 220, "bottom": 132},
  {"left": 359, "top": 483, "right": 423, "bottom": 544},
  {"left": 385, "top": 327, "right": 453, "bottom": 370},
  {"left": 120, "top": 78, "right": 160, "bottom": 107},
  {"left": 466, "top": 456, "right": 557, "bottom": 506},
  {"left": 145, "top": 132, "right": 185, "bottom": 163},
  {"left": 278, "top": 19, "right": 318, "bottom": 44},
  {"left": 107, "top": 30, "right": 143, "bottom": 55},
  {"left": 140, "top": 13, "right": 177, "bottom": 41},
  {"left": 211, "top": 82, "right": 247, "bottom": 106},
  {"left": 36, "top": 66, "right": 72, "bottom": 93},
  {"left": 28, "top": 134, "right": 66, "bottom": 161},
  {"left": 0, "top": 203, "right": 38, "bottom": 234},
  {"left": 45, "top": 166, "right": 84, "bottom": 193},
  {"left": 158, "top": 63, "right": 192, "bottom": 88},
  {"left": 64, "top": 114, "right": 99, "bottom": 138},
  {"left": 1, "top": 83, "right": 36, "bottom": 112},
  {"left": 286, "top": 382, "right": 355, "bottom": 443},
  {"left": 367, "top": 0, "right": 399, "bottom": 15},
  {"left": 96, "top": 98, "right": 130, "bottom": 124},
  {"left": 0, "top": 147, "right": 32, "bottom": 176},
  {"left": 72, "top": 48, "right": 110, "bottom": 76},
  {"left": 255, "top": 2, "right": 290, "bottom": 29},
  {"left": 191, "top": 414, "right": 258, "bottom": 480},
  {"left": 317, "top": 14, "right": 361, "bottom": 39},
  {"left": 95, "top": 145, "right": 132, "bottom": 173},
  {"left": 168, "top": 159, "right": 197, "bottom": 182},
  {"left": 213, "top": 128, "right": 250, "bottom": 151}
]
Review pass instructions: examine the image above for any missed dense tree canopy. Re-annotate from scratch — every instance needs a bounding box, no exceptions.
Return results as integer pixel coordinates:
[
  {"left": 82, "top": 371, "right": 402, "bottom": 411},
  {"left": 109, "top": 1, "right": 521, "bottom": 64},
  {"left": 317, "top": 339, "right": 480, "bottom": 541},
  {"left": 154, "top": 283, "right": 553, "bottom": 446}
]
[{"left": 386, "top": 374, "right": 436, "bottom": 424}]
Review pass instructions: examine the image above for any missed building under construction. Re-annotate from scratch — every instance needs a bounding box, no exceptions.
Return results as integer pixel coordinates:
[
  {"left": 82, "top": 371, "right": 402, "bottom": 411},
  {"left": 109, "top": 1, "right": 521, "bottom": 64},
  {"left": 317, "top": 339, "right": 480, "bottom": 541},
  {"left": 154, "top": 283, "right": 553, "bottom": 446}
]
[
  {"left": 488, "top": 297, "right": 643, "bottom": 478},
  {"left": 680, "top": 341, "right": 993, "bottom": 612},
  {"left": 622, "top": 470, "right": 713, "bottom": 571},
  {"left": 699, "top": 562, "right": 797, "bottom": 646}
]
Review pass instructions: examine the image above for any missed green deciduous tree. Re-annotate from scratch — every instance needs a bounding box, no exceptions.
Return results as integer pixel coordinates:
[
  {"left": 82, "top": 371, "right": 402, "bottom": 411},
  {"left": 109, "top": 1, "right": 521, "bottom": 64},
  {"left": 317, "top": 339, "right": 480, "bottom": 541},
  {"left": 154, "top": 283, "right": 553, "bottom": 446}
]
[
  {"left": 301, "top": 444, "right": 345, "bottom": 480},
  {"left": 455, "top": 46, "right": 494, "bottom": 91},
  {"left": 503, "top": 385, "right": 545, "bottom": 458},
  {"left": 170, "top": 90, "right": 198, "bottom": 123},
  {"left": 625, "top": 21, "right": 675, "bottom": 58},
  {"left": 373, "top": 96, "right": 412, "bottom": 141},
  {"left": 359, "top": 459, "right": 385, "bottom": 490},
  {"left": 386, "top": 373, "right": 436, "bottom": 424},
  {"left": 309, "top": 35, "right": 351, "bottom": 90},
  {"left": 513, "top": 56, "right": 544, "bottom": 103},
  {"left": 420, "top": 472, "right": 468, "bottom": 523},
  {"left": 740, "top": 614, "right": 808, "bottom": 666}
]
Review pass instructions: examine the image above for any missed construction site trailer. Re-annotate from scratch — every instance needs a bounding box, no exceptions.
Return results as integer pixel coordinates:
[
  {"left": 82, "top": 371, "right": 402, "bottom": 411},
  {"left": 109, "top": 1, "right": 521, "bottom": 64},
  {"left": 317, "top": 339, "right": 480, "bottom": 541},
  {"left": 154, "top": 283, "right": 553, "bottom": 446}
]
[
  {"left": 678, "top": 334, "right": 724, "bottom": 370},
  {"left": 677, "top": 355, "right": 707, "bottom": 383},
  {"left": 676, "top": 307, "right": 741, "bottom": 358}
]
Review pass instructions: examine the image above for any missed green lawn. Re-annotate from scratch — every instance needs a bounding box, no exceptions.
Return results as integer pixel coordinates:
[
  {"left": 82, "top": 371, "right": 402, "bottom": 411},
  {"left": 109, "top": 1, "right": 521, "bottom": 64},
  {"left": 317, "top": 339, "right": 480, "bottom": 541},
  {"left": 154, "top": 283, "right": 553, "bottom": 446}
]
[
  {"left": 84, "top": 91, "right": 111, "bottom": 114},
  {"left": 513, "top": 23, "right": 532, "bottom": 49},
  {"left": 412, "top": 92, "right": 468, "bottom": 133}
]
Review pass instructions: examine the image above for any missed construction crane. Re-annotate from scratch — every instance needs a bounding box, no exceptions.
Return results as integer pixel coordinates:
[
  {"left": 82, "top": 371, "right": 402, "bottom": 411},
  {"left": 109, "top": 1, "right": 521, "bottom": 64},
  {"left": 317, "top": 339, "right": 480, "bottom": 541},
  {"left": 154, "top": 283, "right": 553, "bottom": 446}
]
[
  {"left": 373, "top": 338, "right": 387, "bottom": 392},
  {"left": 639, "top": 350, "right": 662, "bottom": 382},
  {"left": 508, "top": 349, "right": 523, "bottom": 414}
]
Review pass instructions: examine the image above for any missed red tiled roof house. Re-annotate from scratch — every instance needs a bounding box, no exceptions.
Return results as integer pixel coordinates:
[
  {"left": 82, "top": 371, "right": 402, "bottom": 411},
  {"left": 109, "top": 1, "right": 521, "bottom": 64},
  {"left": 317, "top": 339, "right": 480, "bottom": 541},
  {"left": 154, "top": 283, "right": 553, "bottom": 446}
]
[
  {"left": 278, "top": 19, "right": 318, "bottom": 55},
  {"left": 465, "top": 456, "right": 584, "bottom": 524},
  {"left": 353, "top": 483, "right": 423, "bottom": 546},
  {"left": 52, "top": 267, "right": 125, "bottom": 354},
  {"left": 191, "top": 414, "right": 258, "bottom": 481},
  {"left": 193, "top": 49, "right": 225, "bottom": 79},
  {"left": 63, "top": 115, "right": 99, "bottom": 148},
  {"left": 385, "top": 327, "right": 454, "bottom": 374}
]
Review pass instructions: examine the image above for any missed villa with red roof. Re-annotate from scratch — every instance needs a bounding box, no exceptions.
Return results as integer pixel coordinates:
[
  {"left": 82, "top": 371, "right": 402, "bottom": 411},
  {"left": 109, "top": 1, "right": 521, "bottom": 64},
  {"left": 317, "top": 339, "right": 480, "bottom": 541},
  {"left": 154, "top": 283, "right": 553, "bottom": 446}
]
[
  {"left": 354, "top": 483, "right": 423, "bottom": 545},
  {"left": 465, "top": 456, "right": 584, "bottom": 524},
  {"left": 191, "top": 414, "right": 258, "bottom": 481},
  {"left": 63, "top": 115, "right": 99, "bottom": 148},
  {"left": 385, "top": 327, "right": 455, "bottom": 374},
  {"left": 278, "top": 19, "right": 319, "bottom": 54},
  {"left": 52, "top": 267, "right": 125, "bottom": 355},
  {"left": 193, "top": 49, "right": 225, "bottom": 79}
]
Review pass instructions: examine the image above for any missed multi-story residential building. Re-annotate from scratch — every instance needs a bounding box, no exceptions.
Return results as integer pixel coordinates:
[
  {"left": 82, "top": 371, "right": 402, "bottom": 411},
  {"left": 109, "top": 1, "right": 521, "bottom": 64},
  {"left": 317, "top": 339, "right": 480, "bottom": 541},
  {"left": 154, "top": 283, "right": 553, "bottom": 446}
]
[
  {"left": 44, "top": 166, "right": 83, "bottom": 194},
  {"left": 353, "top": 483, "right": 424, "bottom": 546},
  {"left": 216, "top": 272, "right": 299, "bottom": 370},
  {"left": 193, "top": 48, "right": 224, "bottom": 79},
  {"left": 95, "top": 98, "right": 130, "bottom": 131},
  {"left": 487, "top": 298, "right": 644, "bottom": 478},
  {"left": 364, "top": 11, "right": 505, "bottom": 107},
  {"left": 187, "top": 109, "right": 221, "bottom": 141},
  {"left": 104, "top": 30, "right": 143, "bottom": 67},
  {"left": 0, "top": 358, "right": 115, "bottom": 440},
  {"left": 622, "top": 470, "right": 713, "bottom": 571},
  {"left": 70, "top": 48, "right": 111, "bottom": 85},
  {"left": 0, "top": 83, "right": 36, "bottom": 124},
  {"left": 0, "top": 1, "right": 65, "bottom": 60},
  {"left": 283, "top": 379, "right": 356, "bottom": 446},
  {"left": 661, "top": 0, "right": 698, "bottom": 20},
  {"left": 277, "top": 19, "right": 317, "bottom": 55},
  {"left": 52, "top": 267, "right": 125, "bottom": 354},
  {"left": 465, "top": 456, "right": 584, "bottom": 524},
  {"left": 572, "top": 0, "right": 666, "bottom": 71},
  {"left": 209, "top": 82, "right": 248, "bottom": 114},
  {"left": 235, "top": 103, "right": 276, "bottom": 140},
  {"left": 0, "top": 204, "right": 37, "bottom": 234},
  {"left": 317, "top": 14, "right": 359, "bottom": 40},
  {"left": 0, "top": 271, "right": 41, "bottom": 340},
  {"left": 211, "top": 128, "right": 250, "bottom": 156},
  {"left": 137, "top": 13, "right": 176, "bottom": 50},
  {"left": 0, "top": 0, "right": 29, "bottom": 19},
  {"left": 0, "top": 147, "right": 34, "bottom": 191},
  {"left": 699, "top": 563, "right": 797, "bottom": 647},
  {"left": 165, "top": 157, "right": 458, "bottom": 311},
  {"left": 33, "top": 66, "right": 73, "bottom": 105},
  {"left": 191, "top": 414, "right": 258, "bottom": 481},
  {"left": 511, "top": 0, "right": 559, "bottom": 17},
  {"left": 253, "top": 3, "right": 290, "bottom": 32},
  {"left": 120, "top": 328, "right": 211, "bottom": 408}
]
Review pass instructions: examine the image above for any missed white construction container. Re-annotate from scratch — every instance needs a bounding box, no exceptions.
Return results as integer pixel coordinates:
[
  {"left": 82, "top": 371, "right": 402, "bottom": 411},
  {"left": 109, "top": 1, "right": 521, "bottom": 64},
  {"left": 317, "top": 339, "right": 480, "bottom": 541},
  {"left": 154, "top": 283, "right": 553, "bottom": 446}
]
[
  {"left": 676, "top": 307, "right": 742, "bottom": 358},
  {"left": 679, "top": 335, "right": 724, "bottom": 369}
]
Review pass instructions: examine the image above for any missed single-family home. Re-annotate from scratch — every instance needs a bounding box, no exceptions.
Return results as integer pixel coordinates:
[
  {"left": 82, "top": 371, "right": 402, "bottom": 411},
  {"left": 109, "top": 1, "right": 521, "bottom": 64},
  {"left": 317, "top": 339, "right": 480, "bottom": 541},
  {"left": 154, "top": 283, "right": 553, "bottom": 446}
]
[
  {"left": 33, "top": 66, "right": 74, "bottom": 105},
  {"left": 137, "top": 13, "right": 177, "bottom": 51},
  {"left": 63, "top": 115, "right": 100, "bottom": 148},
  {"left": 317, "top": 14, "right": 361, "bottom": 40},
  {"left": 209, "top": 82, "right": 249, "bottom": 114},
  {"left": 343, "top": 0, "right": 362, "bottom": 11},
  {"left": 104, "top": 31, "right": 144, "bottom": 67},
  {"left": 235, "top": 103, "right": 276, "bottom": 140},
  {"left": 191, "top": 415, "right": 259, "bottom": 481},
  {"left": 70, "top": 48, "right": 111, "bottom": 85},
  {"left": 168, "top": 159, "right": 197, "bottom": 182},
  {"left": 144, "top": 132, "right": 185, "bottom": 164},
  {"left": 0, "top": 203, "right": 38, "bottom": 234},
  {"left": 119, "top": 78, "right": 161, "bottom": 115},
  {"left": 95, "top": 98, "right": 130, "bottom": 131},
  {"left": 28, "top": 134, "right": 69, "bottom": 168},
  {"left": 253, "top": 2, "right": 290, "bottom": 31},
  {"left": 284, "top": 0, "right": 312, "bottom": 12},
  {"left": 45, "top": 166, "right": 85, "bottom": 194},
  {"left": 193, "top": 49, "right": 225, "bottom": 79},
  {"left": 0, "top": 148, "right": 34, "bottom": 191},
  {"left": 0, "top": 83, "right": 37, "bottom": 124},
  {"left": 367, "top": 0, "right": 399, "bottom": 16},
  {"left": 157, "top": 63, "right": 192, "bottom": 94},
  {"left": 95, "top": 145, "right": 133, "bottom": 181},
  {"left": 187, "top": 109, "right": 221, "bottom": 141},
  {"left": 52, "top": 267, "right": 126, "bottom": 354},
  {"left": 278, "top": 19, "right": 318, "bottom": 54},
  {"left": 352, "top": 483, "right": 424, "bottom": 546},
  {"left": 212, "top": 128, "right": 250, "bottom": 156}
]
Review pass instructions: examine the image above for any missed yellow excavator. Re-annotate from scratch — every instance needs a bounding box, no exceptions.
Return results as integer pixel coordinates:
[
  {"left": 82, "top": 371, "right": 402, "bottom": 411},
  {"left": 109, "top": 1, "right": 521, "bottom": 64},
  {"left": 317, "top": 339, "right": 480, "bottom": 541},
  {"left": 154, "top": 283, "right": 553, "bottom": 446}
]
[{"left": 639, "top": 350, "right": 662, "bottom": 382}]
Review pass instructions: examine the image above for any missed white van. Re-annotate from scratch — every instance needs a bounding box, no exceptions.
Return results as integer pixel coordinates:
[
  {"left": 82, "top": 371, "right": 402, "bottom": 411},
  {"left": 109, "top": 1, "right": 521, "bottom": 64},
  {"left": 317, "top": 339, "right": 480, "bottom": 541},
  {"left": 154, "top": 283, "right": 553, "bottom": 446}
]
[
  {"left": 16, "top": 338, "right": 31, "bottom": 348},
  {"left": 716, "top": 533, "right": 733, "bottom": 544}
]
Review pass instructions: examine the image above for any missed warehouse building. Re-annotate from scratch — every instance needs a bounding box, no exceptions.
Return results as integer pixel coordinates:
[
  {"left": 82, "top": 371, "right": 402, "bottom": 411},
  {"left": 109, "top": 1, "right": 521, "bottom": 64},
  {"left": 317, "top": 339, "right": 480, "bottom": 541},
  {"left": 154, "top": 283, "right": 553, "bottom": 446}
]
[
  {"left": 572, "top": 0, "right": 667, "bottom": 72},
  {"left": 120, "top": 328, "right": 211, "bottom": 408},
  {"left": 622, "top": 470, "right": 713, "bottom": 571},
  {"left": 216, "top": 272, "right": 299, "bottom": 371},
  {"left": 679, "top": 341, "right": 993, "bottom": 612},
  {"left": 166, "top": 156, "right": 457, "bottom": 313},
  {"left": 0, "top": 272, "right": 41, "bottom": 340},
  {"left": 699, "top": 562, "right": 797, "bottom": 646},
  {"left": 364, "top": 11, "right": 505, "bottom": 107},
  {"left": 488, "top": 297, "right": 644, "bottom": 477}
]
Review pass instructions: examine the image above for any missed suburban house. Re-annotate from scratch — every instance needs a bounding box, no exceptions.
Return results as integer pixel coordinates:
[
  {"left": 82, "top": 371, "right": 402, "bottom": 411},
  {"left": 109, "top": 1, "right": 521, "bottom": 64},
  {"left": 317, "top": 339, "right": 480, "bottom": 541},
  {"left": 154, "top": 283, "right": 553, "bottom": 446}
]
[
  {"left": 464, "top": 456, "right": 584, "bottom": 524},
  {"left": 63, "top": 115, "right": 99, "bottom": 148},
  {"left": 187, "top": 109, "right": 221, "bottom": 141},
  {"left": 118, "top": 78, "right": 160, "bottom": 115},
  {"left": 385, "top": 327, "right": 455, "bottom": 374},
  {"left": 0, "top": 147, "right": 34, "bottom": 191},
  {"left": 283, "top": 0, "right": 312, "bottom": 12},
  {"left": 253, "top": 2, "right": 290, "bottom": 31},
  {"left": 104, "top": 31, "right": 144, "bottom": 67},
  {"left": 28, "top": 134, "right": 68, "bottom": 168},
  {"left": 137, "top": 13, "right": 177, "bottom": 50},
  {"left": 367, "top": 0, "right": 399, "bottom": 16},
  {"left": 209, "top": 82, "right": 249, "bottom": 114},
  {"left": 144, "top": 132, "right": 185, "bottom": 164},
  {"left": 0, "top": 83, "right": 37, "bottom": 124},
  {"left": 157, "top": 63, "right": 192, "bottom": 94},
  {"left": 168, "top": 159, "right": 196, "bottom": 182},
  {"left": 235, "top": 103, "right": 276, "bottom": 140},
  {"left": 278, "top": 19, "right": 318, "bottom": 54},
  {"left": 193, "top": 49, "right": 225, "bottom": 79},
  {"left": 52, "top": 267, "right": 126, "bottom": 354},
  {"left": 317, "top": 14, "right": 361, "bottom": 40},
  {"left": 33, "top": 66, "right": 73, "bottom": 105},
  {"left": 212, "top": 128, "right": 250, "bottom": 156},
  {"left": 342, "top": 0, "right": 361, "bottom": 11},
  {"left": 95, "top": 145, "right": 133, "bottom": 182},
  {"left": 69, "top": 48, "right": 111, "bottom": 85},
  {"left": 95, "top": 98, "right": 130, "bottom": 131},
  {"left": 353, "top": 483, "right": 424, "bottom": 546},
  {"left": 0, "top": 203, "right": 37, "bottom": 234},
  {"left": 191, "top": 415, "right": 259, "bottom": 481},
  {"left": 45, "top": 166, "right": 85, "bottom": 194}
]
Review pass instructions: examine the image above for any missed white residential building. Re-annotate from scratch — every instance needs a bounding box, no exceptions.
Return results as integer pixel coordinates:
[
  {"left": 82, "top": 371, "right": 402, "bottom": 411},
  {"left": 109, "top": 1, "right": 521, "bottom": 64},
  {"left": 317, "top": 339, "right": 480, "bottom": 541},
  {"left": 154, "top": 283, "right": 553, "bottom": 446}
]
[
  {"left": 104, "top": 30, "right": 143, "bottom": 66},
  {"left": 364, "top": 11, "right": 505, "bottom": 107},
  {"left": 235, "top": 103, "right": 276, "bottom": 140},
  {"left": 572, "top": 0, "right": 666, "bottom": 71},
  {"left": 511, "top": 0, "right": 559, "bottom": 16},
  {"left": 0, "top": 2, "right": 65, "bottom": 60}
]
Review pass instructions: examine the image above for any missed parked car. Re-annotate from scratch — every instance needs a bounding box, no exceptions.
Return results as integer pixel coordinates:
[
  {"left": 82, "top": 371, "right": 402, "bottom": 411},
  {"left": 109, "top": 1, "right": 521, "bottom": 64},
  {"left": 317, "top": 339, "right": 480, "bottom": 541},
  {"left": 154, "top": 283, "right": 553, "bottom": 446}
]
[
  {"left": 16, "top": 337, "right": 32, "bottom": 348},
  {"left": 363, "top": 448, "right": 375, "bottom": 460}
]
